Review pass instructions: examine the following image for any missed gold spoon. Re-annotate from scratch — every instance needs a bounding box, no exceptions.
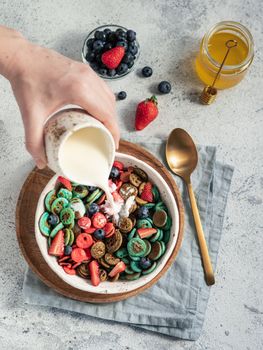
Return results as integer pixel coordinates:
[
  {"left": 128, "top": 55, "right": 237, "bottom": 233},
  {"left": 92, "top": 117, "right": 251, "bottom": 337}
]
[{"left": 166, "top": 128, "right": 215, "bottom": 286}]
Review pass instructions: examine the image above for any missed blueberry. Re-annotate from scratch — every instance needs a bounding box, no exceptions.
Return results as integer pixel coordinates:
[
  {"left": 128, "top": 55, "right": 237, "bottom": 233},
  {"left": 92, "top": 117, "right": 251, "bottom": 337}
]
[
  {"left": 93, "top": 40, "right": 104, "bottom": 51},
  {"left": 110, "top": 166, "right": 120, "bottom": 179},
  {"left": 116, "top": 41, "right": 128, "bottom": 50},
  {"left": 88, "top": 186, "right": 97, "bottom": 192},
  {"left": 64, "top": 245, "right": 72, "bottom": 256},
  {"left": 137, "top": 206, "right": 149, "bottom": 219},
  {"left": 116, "top": 63, "right": 129, "bottom": 75},
  {"left": 127, "top": 29, "right": 136, "bottom": 42},
  {"left": 122, "top": 53, "right": 133, "bottom": 64},
  {"left": 95, "top": 53, "right": 102, "bottom": 64},
  {"left": 158, "top": 81, "right": 171, "bottom": 94},
  {"left": 117, "top": 91, "right": 127, "bottom": 100},
  {"left": 115, "top": 28, "right": 125, "bottom": 36},
  {"left": 108, "top": 32, "right": 117, "bottom": 43},
  {"left": 128, "top": 43, "right": 138, "bottom": 56},
  {"left": 99, "top": 68, "right": 107, "bottom": 76},
  {"left": 89, "top": 62, "right": 99, "bottom": 72},
  {"left": 115, "top": 29, "right": 126, "bottom": 40},
  {"left": 103, "top": 28, "right": 112, "bottom": 35},
  {"left": 142, "top": 66, "right": 153, "bottom": 77},
  {"left": 94, "top": 30, "right": 106, "bottom": 41},
  {"left": 86, "top": 38, "right": 95, "bottom": 49},
  {"left": 127, "top": 60, "right": 134, "bottom": 69},
  {"left": 87, "top": 202, "right": 99, "bottom": 216},
  {"left": 107, "top": 69, "right": 116, "bottom": 77},
  {"left": 47, "top": 214, "right": 59, "bottom": 226},
  {"left": 94, "top": 229, "right": 105, "bottom": 240},
  {"left": 85, "top": 51, "right": 95, "bottom": 62},
  {"left": 140, "top": 257, "right": 152, "bottom": 270},
  {"left": 104, "top": 42, "right": 113, "bottom": 51}
]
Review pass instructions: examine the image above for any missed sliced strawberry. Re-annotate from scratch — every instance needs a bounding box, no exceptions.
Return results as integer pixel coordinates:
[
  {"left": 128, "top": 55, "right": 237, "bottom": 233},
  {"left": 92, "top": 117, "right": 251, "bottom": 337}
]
[
  {"left": 63, "top": 266, "right": 76, "bottom": 275},
  {"left": 84, "top": 248, "right": 92, "bottom": 260},
  {"left": 140, "top": 182, "right": 153, "bottom": 202},
  {"left": 108, "top": 261, "right": 126, "bottom": 277},
  {"left": 76, "top": 233, "right": 94, "bottom": 249},
  {"left": 84, "top": 227, "right": 96, "bottom": 234},
  {"left": 112, "top": 191, "right": 124, "bottom": 203},
  {"left": 113, "top": 161, "right": 124, "bottom": 171},
  {"left": 101, "top": 46, "right": 125, "bottom": 69},
  {"left": 71, "top": 247, "right": 87, "bottom": 262},
  {"left": 89, "top": 260, "right": 100, "bottom": 286},
  {"left": 57, "top": 176, "right": 72, "bottom": 191},
  {"left": 78, "top": 217, "right": 91, "bottom": 230},
  {"left": 92, "top": 212, "right": 107, "bottom": 228},
  {"left": 137, "top": 227, "right": 157, "bottom": 239},
  {"left": 48, "top": 230, "right": 64, "bottom": 256}
]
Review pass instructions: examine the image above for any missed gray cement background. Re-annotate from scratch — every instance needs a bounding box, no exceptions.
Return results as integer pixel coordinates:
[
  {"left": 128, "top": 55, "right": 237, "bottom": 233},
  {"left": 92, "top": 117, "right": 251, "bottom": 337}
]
[{"left": 0, "top": 1, "right": 262, "bottom": 349}]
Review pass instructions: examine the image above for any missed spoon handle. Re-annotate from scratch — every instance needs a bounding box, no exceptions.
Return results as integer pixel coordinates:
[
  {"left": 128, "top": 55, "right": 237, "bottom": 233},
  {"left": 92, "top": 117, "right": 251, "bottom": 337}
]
[{"left": 187, "top": 182, "right": 215, "bottom": 286}]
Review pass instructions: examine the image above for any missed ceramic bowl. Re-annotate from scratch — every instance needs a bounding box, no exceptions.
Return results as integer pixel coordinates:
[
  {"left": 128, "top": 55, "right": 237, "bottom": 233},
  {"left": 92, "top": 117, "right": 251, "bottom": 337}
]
[{"left": 35, "top": 153, "right": 180, "bottom": 294}]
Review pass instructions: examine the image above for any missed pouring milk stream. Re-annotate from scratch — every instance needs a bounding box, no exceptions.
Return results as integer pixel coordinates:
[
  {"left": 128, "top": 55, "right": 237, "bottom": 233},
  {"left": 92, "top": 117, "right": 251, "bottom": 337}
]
[{"left": 44, "top": 108, "right": 123, "bottom": 220}]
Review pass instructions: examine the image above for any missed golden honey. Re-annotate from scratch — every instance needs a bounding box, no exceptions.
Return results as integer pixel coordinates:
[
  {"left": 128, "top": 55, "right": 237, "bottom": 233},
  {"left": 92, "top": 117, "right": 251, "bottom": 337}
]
[{"left": 195, "top": 21, "right": 254, "bottom": 89}]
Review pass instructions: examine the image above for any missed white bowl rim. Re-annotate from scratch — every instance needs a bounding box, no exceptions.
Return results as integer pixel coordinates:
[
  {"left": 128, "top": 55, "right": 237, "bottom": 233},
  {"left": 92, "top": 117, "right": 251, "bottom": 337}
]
[{"left": 35, "top": 152, "right": 180, "bottom": 294}]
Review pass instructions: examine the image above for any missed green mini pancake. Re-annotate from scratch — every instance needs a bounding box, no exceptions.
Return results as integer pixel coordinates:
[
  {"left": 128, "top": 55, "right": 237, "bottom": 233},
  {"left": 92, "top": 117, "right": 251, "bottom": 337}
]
[
  {"left": 57, "top": 188, "right": 72, "bottom": 201},
  {"left": 39, "top": 212, "right": 51, "bottom": 237},
  {"left": 50, "top": 222, "right": 64, "bottom": 238},
  {"left": 136, "top": 218, "right": 152, "bottom": 229},
  {"left": 44, "top": 190, "right": 57, "bottom": 212},
  {"left": 130, "top": 260, "right": 142, "bottom": 273},
  {"left": 60, "top": 207, "right": 75, "bottom": 225},
  {"left": 72, "top": 185, "right": 89, "bottom": 199},
  {"left": 124, "top": 272, "right": 141, "bottom": 280},
  {"left": 127, "top": 238, "right": 147, "bottom": 257},
  {"left": 142, "top": 261, "right": 157, "bottom": 275},
  {"left": 51, "top": 197, "right": 69, "bottom": 215}
]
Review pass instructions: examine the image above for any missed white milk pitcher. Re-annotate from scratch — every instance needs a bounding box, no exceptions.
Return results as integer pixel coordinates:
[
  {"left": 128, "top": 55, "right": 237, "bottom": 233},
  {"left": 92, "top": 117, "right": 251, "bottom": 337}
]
[{"left": 44, "top": 108, "right": 115, "bottom": 189}]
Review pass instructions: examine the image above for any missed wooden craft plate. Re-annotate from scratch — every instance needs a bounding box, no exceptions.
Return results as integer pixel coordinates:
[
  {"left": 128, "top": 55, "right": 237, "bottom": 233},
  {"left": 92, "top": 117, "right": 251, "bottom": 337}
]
[{"left": 16, "top": 140, "right": 184, "bottom": 303}]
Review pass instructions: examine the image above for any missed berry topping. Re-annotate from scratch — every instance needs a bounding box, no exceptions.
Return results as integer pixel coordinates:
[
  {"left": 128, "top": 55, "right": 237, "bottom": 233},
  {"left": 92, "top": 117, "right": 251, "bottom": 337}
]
[
  {"left": 142, "top": 66, "right": 153, "bottom": 77},
  {"left": 48, "top": 230, "right": 64, "bottom": 257},
  {"left": 117, "top": 91, "right": 127, "bottom": 100},
  {"left": 135, "top": 96, "right": 158, "bottom": 131},
  {"left": 87, "top": 203, "right": 99, "bottom": 216},
  {"left": 101, "top": 46, "right": 125, "bottom": 69},
  {"left": 158, "top": 81, "right": 171, "bottom": 94},
  {"left": 94, "top": 229, "right": 106, "bottom": 240},
  {"left": 110, "top": 166, "right": 120, "bottom": 179},
  {"left": 137, "top": 206, "right": 149, "bottom": 219}
]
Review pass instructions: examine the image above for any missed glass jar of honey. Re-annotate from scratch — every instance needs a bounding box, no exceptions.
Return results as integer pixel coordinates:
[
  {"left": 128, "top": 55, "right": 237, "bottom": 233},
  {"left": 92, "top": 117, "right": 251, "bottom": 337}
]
[{"left": 195, "top": 21, "right": 254, "bottom": 89}]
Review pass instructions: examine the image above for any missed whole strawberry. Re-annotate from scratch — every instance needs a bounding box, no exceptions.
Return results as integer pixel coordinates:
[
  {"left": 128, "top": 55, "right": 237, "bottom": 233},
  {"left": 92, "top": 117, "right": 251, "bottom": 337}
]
[
  {"left": 101, "top": 46, "right": 125, "bottom": 69},
  {"left": 135, "top": 96, "right": 158, "bottom": 131}
]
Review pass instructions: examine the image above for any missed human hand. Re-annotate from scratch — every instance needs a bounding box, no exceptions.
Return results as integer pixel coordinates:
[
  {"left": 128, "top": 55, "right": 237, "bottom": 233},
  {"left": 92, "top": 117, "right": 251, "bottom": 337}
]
[{"left": 0, "top": 28, "right": 119, "bottom": 169}]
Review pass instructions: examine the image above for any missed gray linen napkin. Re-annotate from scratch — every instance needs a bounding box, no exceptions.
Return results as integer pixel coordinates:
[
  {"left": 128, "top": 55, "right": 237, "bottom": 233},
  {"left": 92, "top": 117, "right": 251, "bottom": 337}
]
[{"left": 22, "top": 136, "right": 234, "bottom": 340}]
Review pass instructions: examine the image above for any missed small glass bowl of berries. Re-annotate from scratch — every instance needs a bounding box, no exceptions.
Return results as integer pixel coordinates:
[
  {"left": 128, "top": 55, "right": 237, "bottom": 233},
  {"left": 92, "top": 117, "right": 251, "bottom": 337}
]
[{"left": 82, "top": 24, "right": 140, "bottom": 80}]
